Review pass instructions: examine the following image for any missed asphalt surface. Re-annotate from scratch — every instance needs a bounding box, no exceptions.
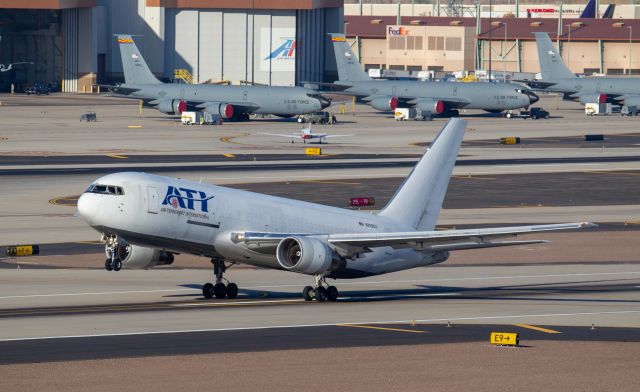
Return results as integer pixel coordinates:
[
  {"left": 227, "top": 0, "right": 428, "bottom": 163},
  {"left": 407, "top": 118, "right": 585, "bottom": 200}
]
[
  {"left": 48, "top": 170, "right": 640, "bottom": 209},
  {"left": 458, "top": 133, "right": 640, "bottom": 149},
  {"left": 1, "top": 323, "right": 637, "bottom": 365},
  {"left": 3, "top": 155, "right": 640, "bottom": 176}
]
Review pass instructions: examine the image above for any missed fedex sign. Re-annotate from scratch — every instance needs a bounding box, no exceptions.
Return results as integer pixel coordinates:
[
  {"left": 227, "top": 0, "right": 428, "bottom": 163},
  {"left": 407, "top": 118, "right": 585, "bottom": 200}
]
[{"left": 388, "top": 26, "right": 410, "bottom": 36}]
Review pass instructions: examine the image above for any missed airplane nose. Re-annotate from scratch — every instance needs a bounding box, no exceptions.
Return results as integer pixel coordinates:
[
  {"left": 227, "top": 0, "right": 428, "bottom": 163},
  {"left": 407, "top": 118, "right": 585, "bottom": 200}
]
[
  {"left": 527, "top": 91, "right": 540, "bottom": 105},
  {"left": 77, "top": 193, "right": 98, "bottom": 223}
]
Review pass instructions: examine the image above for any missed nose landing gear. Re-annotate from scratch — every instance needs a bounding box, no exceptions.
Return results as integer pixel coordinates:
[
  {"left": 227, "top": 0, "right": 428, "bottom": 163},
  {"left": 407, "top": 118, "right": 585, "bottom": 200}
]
[
  {"left": 303, "top": 275, "right": 339, "bottom": 302},
  {"left": 202, "top": 259, "right": 238, "bottom": 299},
  {"left": 103, "top": 235, "right": 124, "bottom": 271}
]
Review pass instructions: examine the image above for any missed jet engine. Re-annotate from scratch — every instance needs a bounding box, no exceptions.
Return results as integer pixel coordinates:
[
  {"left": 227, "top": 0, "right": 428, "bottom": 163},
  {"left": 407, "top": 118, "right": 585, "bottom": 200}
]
[
  {"left": 106, "top": 242, "right": 174, "bottom": 269},
  {"left": 578, "top": 93, "right": 607, "bottom": 105},
  {"left": 415, "top": 99, "right": 445, "bottom": 115},
  {"left": 157, "top": 99, "right": 187, "bottom": 115},
  {"left": 369, "top": 96, "right": 399, "bottom": 112},
  {"left": 203, "top": 102, "right": 234, "bottom": 119},
  {"left": 623, "top": 96, "right": 640, "bottom": 107},
  {"left": 276, "top": 236, "right": 343, "bottom": 275}
]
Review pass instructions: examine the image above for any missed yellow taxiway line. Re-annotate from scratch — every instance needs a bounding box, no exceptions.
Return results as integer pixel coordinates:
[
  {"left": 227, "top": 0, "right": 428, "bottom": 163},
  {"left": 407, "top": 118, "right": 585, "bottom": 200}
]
[
  {"left": 223, "top": 153, "right": 235, "bottom": 158},
  {"left": 513, "top": 324, "right": 561, "bottom": 334},
  {"left": 337, "top": 324, "right": 426, "bottom": 334},
  {"left": 106, "top": 154, "right": 128, "bottom": 159}
]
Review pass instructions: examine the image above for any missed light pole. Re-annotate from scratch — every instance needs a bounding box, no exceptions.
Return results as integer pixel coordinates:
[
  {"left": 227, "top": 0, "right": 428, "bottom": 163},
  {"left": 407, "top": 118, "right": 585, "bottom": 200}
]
[
  {"left": 502, "top": 22, "right": 507, "bottom": 82},
  {"left": 627, "top": 25, "right": 632, "bottom": 75},
  {"left": 564, "top": 24, "right": 572, "bottom": 73}
]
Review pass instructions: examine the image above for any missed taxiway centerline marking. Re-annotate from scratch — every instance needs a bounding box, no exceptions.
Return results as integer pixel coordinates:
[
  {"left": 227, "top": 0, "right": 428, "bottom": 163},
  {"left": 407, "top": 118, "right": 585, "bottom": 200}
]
[
  {"left": 1, "top": 310, "right": 639, "bottom": 342},
  {"left": 223, "top": 154, "right": 235, "bottom": 158},
  {"left": 337, "top": 324, "right": 426, "bottom": 334},
  {"left": 513, "top": 324, "right": 562, "bottom": 334},
  {"left": 106, "top": 154, "right": 128, "bottom": 159}
]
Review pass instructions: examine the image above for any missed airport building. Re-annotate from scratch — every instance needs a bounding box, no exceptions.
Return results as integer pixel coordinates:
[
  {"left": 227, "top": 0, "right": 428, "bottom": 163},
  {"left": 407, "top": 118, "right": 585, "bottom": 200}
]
[
  {"left": 0, "top": 0, "right": 343, "bottom": 93},
  {"left": 345, "top": 15, "right": 640, "bottom": 76}
]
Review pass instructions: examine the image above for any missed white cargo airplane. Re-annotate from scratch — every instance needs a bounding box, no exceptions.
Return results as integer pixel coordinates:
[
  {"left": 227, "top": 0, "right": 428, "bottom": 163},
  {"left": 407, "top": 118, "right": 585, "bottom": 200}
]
[
  {"left": 261, "top": 126, "right": 353, "bottom": 144},
  {"left": 77, "top": 119, "right": 594, "bottom": 301}
]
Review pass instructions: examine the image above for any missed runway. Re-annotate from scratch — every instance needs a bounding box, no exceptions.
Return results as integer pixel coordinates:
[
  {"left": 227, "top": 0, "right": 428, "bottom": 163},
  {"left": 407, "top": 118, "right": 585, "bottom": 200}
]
[{"left": 0, "top": 264, "right": 638, "bottom": 350}]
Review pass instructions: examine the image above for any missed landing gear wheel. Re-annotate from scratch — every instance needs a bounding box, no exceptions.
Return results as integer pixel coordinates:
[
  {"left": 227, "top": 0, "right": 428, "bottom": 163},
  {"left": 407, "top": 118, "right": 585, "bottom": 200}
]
[
  {"left": 214, "top": 283, "right": 227, "bottom": 299},
  {"left": 314, "top": 286, "right": 327, "bottom": 302},
  {"left": 203, "top": 283, "right": 214, "bottom": 299},
  {"left": 326, "top": 286, "right": 339, "bottom": 302},
  {"left": 104, "top": 259, "right": 113, "bottom": 271},
  {"left": 226, "top": 283, "right": 239, "bottom": 299},
  {"left": 112, "top": 259, "right": 122, "bottom": 271},
  {"left": 303, "top": 286, "right": 314, "bottom": 301}
]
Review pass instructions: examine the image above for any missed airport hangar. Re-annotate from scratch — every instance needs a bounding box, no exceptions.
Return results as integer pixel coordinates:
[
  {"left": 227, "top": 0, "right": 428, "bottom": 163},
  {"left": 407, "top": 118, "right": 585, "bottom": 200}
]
[
  {"left": 344, "top": 15, "right": 640, "bottom": 76},
  {"left": 0, "top": 0, "right": 344, "bottom": 93}
]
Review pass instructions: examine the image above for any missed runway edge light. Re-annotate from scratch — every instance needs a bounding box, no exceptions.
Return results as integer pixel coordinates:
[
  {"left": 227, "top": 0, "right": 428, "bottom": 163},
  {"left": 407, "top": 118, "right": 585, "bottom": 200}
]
[{"left": 490, "top": 332, "right": 520, "bottom": 347}]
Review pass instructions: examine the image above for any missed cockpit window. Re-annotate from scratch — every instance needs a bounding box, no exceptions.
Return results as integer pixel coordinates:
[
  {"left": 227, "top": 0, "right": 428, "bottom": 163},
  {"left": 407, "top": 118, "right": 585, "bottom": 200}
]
[{"left": 86, "top": 184, "right": 125, "bottom": 195}]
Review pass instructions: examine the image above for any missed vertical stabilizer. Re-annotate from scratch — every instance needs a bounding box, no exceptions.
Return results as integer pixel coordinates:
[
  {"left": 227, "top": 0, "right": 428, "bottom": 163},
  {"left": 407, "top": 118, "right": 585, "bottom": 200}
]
[
  {"left": 378, "top": 118, "right": 466, "bottom": 231},
  {"left": 328, "top": 33, "right": 372, "bottom": 82},
  {"left": 116, "top": 34, "right": 161, "bottom": 85},
  {"left": 534, "top": 32, "right": 576, "bottom": 80}
]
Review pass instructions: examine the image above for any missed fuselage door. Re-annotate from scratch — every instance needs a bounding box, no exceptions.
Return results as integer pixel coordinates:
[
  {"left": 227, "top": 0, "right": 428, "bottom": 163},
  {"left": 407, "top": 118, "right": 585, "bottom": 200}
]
[{"left": 147, "top": 186, "right": 159, "bottom": 214}]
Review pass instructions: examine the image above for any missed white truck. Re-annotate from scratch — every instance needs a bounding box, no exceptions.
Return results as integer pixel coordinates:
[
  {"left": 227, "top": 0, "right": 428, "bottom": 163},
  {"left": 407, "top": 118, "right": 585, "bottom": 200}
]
[{"left": 181, "top": 111, "right": 222, "bottom": 125}]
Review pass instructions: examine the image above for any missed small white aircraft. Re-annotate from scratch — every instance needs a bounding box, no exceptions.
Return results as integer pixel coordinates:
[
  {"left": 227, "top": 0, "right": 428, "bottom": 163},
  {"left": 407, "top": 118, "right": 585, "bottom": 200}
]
[
  {"left": 77, "top": 118, "right": 594, "bottom": 302},
  {"left": 261, "top": 126, "right": 353, "bottom": 144}
]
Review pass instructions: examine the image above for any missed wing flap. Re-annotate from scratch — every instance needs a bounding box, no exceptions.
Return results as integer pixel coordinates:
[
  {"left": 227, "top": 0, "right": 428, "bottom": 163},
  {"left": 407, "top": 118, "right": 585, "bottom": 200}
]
[{"left": 328, "top": 222, "right": 595, "bottom": 253}]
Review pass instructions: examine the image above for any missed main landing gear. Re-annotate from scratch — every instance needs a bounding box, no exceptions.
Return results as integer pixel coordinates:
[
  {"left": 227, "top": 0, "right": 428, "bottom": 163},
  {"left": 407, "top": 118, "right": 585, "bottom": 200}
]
[
  {"left": 202, "top": 259, "right": 238, "bottom": 299},
  {"left": 303, "top": 275, "right": 339, "bottom": 302}
]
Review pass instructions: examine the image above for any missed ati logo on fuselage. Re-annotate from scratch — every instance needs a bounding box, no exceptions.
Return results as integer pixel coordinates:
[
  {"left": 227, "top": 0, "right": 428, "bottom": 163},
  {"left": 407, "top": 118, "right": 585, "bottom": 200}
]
[
  {"left": 162, "top": 186, "right": 213, "bottom": 212},
  {"left": 265, "top": 39, "right": 296, "bottom": 60}
]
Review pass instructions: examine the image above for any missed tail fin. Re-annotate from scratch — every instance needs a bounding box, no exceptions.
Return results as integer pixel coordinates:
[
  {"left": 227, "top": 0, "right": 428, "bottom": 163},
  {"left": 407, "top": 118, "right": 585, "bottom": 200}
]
[
  {"left": 116, "top": 34, "right": 161, "bottom": 85},
  {"left": 580, "top": 0, "right": 597, "bottom": 18},
  {"left": 328, "top": 33, "right": 372, "bottom": 82},
  {"left": 534, "top": 32, "right": 576, "bottom": 80},
  {"left": 378, "top": 118, "right": 466, "bottom": 231}
]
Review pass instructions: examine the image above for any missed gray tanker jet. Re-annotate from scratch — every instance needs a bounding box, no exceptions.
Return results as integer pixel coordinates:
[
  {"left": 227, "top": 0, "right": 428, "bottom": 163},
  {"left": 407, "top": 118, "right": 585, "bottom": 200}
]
[
  {"left": 327, "top": 34, "right": 538, "bottom": 117},
  {"left": 77, "top": 118, "right": 594, "bottom": 302},
  {"left": 527, "top": 32, "right": 640, "bottom": 107},
  {"left": 109, "top": 35, "right": 330, "bottom": 120}
]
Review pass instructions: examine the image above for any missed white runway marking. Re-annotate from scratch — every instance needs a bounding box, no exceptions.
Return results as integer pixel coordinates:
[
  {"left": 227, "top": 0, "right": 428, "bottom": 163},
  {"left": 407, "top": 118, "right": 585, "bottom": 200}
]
[
  {"left": 0, "top": 310, "right": 638, "bottom": 342},
  {"left": 1, "top": 271, "right": 638, "bottom": 300}
]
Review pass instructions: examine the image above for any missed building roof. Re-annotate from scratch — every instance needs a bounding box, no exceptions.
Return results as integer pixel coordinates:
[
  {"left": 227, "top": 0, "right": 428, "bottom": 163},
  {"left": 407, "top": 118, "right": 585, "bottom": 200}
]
[
  {"left": 0, "top": 0, "right": 95, "bottom": 8},
  {"left": 147, "top": 0, "right": 343, "bottom": 9},
  {"left": 346, "top": 15, "right": 640, "bottom": 41}
]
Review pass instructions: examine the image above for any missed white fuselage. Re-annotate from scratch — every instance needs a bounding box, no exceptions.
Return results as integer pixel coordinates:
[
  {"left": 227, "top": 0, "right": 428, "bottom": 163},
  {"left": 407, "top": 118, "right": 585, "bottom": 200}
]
[{"left": 78, "top": 172, "right": 445, "bottom": 278}]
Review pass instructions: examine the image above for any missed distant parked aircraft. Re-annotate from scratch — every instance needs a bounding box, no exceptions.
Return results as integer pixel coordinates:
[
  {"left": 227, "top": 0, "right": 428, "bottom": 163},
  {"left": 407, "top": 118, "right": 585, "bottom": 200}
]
[
  {"left": 106, "top": 35, "right": 330, "bottom": 120},
  {"left": 526, "top": 32, "right": 640, "bottom": 108},
  {"left": 324, "top": 33, "right": 538, "bottom": 118}
]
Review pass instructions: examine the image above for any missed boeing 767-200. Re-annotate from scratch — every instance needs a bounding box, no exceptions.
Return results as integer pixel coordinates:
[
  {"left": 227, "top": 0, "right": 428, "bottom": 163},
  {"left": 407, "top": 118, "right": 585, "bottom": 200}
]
[{"left": 77, "top": 119, "right": 594, "bottom": 301}]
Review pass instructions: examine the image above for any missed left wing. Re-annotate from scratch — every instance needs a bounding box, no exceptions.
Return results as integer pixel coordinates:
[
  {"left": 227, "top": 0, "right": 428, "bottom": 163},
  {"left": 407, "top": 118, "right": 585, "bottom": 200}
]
[
  {"left": 260, "top": 132, "right": 300, "bottom": 138},
  {"left": 323, "top": 134, "right": 353, "bottom": 138}
]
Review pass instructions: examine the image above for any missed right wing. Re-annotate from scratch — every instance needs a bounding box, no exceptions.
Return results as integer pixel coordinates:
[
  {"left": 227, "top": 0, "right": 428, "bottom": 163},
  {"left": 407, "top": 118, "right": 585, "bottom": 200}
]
[
  {"left": 231, "top": 222, "right": 596, "bottom": 258},
  {"left": 327, "top": 222, "right": 596, "bottom": 256}
]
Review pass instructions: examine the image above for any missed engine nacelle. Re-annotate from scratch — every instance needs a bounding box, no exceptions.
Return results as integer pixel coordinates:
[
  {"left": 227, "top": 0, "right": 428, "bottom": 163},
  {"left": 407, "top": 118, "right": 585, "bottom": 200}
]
[
  {"left": 276, "top": 236, "right": 341, "bottom": 275},
  {"left": 203, "top": 102, "right": 234, "bottom": 119},
  {"left": 157, "top": 99, "right": 187, "bottom": 115},
  {"left": 107, "top": 242, "right": 174, "bottom": 269},
  {"left": 623, "top": 96, "right": 640, "bottom": 107},
  {"left": 415, "top": 99, "right": 445, "bottom": 114},
  {"left": 578, "top": 93, "right": 607, "bottom": 105},
  {"left": 369, "top": 96, "right": 399, "bottom": 112}
]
